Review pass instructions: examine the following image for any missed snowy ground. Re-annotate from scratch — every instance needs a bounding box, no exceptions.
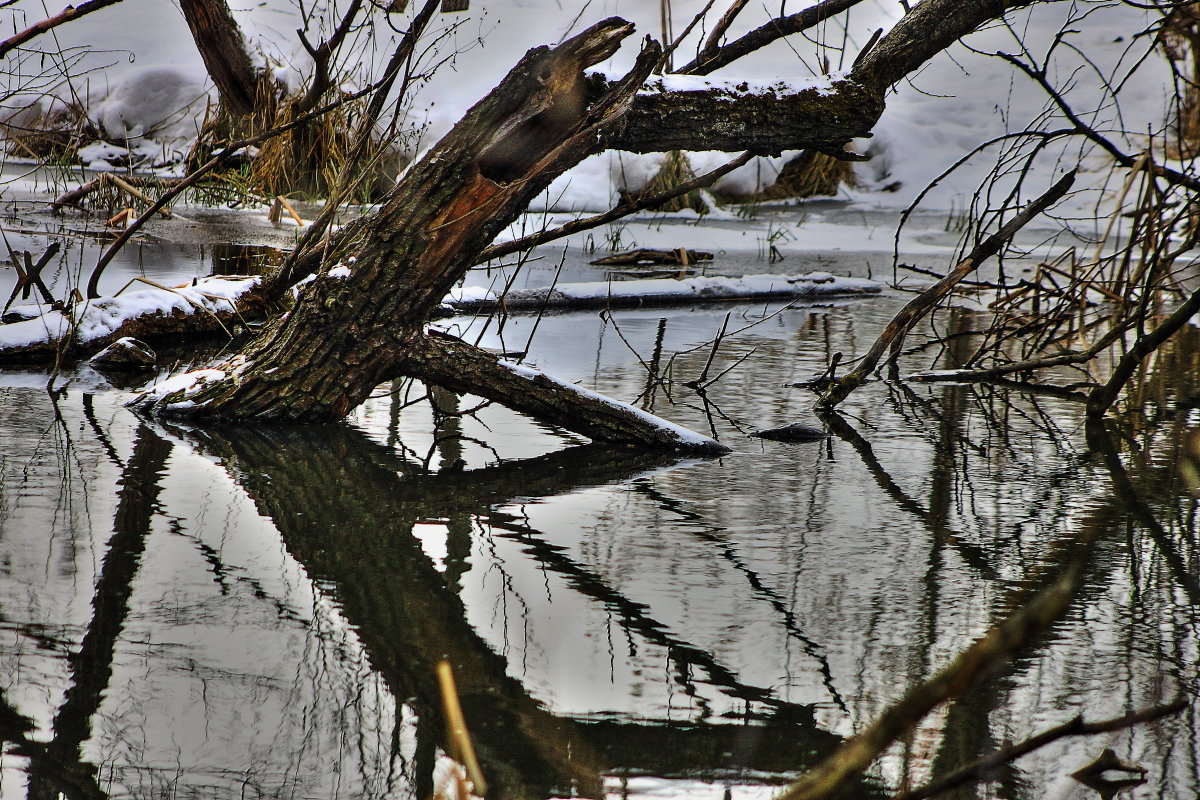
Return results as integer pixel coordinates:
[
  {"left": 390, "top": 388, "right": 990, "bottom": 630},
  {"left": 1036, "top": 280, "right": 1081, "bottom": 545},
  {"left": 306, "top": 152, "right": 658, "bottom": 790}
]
[
  {"left": 0, "top": 0, "right": 1180, "bottom": 218},
  {"left": 0, "top": 0, "right": 1186, "bottom": 334}
]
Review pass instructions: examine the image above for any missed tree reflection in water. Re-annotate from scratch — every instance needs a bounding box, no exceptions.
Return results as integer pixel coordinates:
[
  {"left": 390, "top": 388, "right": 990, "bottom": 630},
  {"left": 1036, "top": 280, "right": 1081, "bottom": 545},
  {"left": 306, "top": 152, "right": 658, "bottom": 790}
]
[{"left": 0, "top": 336, "right": 1195, "bottom": 800}]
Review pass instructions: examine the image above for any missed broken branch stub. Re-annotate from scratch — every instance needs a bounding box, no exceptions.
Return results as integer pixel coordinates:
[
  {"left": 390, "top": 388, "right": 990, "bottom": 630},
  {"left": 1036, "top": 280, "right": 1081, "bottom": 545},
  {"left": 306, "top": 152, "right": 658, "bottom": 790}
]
[{"left": 132, "top": 19, "right": 726, "bottom": 453}]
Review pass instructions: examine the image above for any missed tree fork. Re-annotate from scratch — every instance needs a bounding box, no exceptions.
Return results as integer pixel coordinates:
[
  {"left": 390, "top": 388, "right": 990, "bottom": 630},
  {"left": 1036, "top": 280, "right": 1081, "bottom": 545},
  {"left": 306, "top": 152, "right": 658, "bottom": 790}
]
[{"left": 133, "top": 20, "right": 736, "bottom": 453}]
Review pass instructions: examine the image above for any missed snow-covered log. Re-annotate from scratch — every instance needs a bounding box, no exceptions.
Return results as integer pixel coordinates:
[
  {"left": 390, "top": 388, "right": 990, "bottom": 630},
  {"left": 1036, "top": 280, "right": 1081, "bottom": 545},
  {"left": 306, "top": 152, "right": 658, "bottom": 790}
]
[
  {"left": 606, "top": 73, "right": 881, "bottom": 155},
  {"left": 405, "top": 332, "right": 731, "bottom": 454},
  {"left": 443, "top": 272, "right": 881, "bottom": 313}
]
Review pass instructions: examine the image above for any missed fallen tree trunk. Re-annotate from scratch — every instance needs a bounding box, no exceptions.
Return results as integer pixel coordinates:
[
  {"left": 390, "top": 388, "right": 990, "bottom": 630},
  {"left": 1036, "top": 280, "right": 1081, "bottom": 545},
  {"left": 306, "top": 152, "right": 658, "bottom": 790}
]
[
  {"left": 129, "top": 16, "right": 885, "bottom": 451},
  {"left": 123, "top": 0, "right": 1050, "bottom": 450}
]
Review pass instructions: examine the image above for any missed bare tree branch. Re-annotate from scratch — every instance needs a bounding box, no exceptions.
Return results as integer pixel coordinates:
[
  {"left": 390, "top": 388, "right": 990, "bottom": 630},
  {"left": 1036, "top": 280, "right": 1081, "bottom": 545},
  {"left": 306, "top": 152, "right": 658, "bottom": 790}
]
[
  {"left": 475, "top": 151, "right": 754, "bottom": 264},
  {"left": 816, "top": 170, "right": 1076, "bottom": 408},
  {"left": 677, "top": 0, "right": 866, "bottom": 75},
  {"left": 0, "top": 0, "right": 125, "bottom": 59}
]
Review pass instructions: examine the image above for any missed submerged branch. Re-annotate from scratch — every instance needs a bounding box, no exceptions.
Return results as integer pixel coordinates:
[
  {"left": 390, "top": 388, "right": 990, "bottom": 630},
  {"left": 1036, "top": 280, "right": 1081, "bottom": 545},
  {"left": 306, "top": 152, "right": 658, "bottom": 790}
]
[
  {"left": 895, "top": 699, "right": 1188, "bottom": 800},
  {"left": 815, "top": 170, "right": 1075, "bottom": 408}
]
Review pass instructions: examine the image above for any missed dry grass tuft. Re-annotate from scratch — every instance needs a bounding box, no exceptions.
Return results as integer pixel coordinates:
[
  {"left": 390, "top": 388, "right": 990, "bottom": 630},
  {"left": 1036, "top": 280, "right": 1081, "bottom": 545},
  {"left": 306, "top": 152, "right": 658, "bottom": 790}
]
[
  {"left": 632, "top": 150, "right": 710, "bottom": 213},
  {"left": 0, "top": 100, "right": 93, "bottom": 160},
  {"left": 759, "top": 150, "right": 857, "bottom": 200}
]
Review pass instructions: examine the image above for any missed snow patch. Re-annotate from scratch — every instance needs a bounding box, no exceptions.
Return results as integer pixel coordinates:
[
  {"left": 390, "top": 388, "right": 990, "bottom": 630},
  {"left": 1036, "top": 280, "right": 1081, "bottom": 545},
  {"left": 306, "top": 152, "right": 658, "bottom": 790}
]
[
  {"left": 133, "top": 367, "right": 227, "bottom": 410},
  {"left": 0, "top": 276, "right": 260, "bottom": 350},
  {"left": 632, "top": 72, "right": 841, "bottom": 98},
  {"left": 96, "top": 66, "right": 209, "bottom": 142},
  {"left": 328, "top": 265, "right": 352, "bottom": 279}
]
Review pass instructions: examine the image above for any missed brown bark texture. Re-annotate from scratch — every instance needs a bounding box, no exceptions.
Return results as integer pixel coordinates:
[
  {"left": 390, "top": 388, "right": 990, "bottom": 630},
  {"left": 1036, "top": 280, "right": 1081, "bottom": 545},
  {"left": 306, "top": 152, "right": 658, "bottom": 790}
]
[
  {"left": 608, "top": 75, "right": 880, "bottom": 155},
  {"left": 178, "top": 0, "right": 262, "bottom": 117},
  {"left": 130, "top": 0, "right": 1047, "bottom": 449}
]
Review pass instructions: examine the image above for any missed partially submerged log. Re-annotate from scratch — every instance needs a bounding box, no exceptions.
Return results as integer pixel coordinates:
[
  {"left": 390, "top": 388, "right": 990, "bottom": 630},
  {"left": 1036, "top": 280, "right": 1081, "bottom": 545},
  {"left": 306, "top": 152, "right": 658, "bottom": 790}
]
[
  {"left": 443, "top": 272, "right": 881, "bottom": 313},
  {"left": 750, "top": 423, "right": 829, "bottom": 442}
]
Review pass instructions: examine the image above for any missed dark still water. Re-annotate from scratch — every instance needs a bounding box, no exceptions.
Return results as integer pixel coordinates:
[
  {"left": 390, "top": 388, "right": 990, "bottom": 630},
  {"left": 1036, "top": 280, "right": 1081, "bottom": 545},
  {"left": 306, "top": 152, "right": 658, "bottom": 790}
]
[{"left": 0, "top": 289, "right": 1197, "bottom": 799}]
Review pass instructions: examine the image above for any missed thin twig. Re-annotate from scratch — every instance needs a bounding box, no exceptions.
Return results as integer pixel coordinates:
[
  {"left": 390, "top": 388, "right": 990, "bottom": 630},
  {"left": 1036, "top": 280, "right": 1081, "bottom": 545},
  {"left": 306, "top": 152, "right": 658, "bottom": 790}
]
[
  {"left": 475, "top": 151, "right": 753, "bottom": 264},
  {"left": 816, "top": 170, "right": 1076, "bottom": 408},
  {"left": 895, "top": 699, "right": 1188, "bottom": 800}
]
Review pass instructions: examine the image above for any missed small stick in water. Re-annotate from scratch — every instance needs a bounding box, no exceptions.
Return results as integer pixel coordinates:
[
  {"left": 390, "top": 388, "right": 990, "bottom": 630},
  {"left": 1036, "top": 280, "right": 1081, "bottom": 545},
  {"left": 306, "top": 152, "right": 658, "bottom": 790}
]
[{"left": 435, "top": 660, "right": 488, "bottom": 797}]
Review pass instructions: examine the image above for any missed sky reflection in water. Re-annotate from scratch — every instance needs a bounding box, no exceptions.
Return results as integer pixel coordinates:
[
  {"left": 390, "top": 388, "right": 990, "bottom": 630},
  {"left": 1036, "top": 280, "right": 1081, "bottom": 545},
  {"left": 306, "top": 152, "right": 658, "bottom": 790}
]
[{"left": 0, "top": 289, "right": 1196, "bottom": 800}]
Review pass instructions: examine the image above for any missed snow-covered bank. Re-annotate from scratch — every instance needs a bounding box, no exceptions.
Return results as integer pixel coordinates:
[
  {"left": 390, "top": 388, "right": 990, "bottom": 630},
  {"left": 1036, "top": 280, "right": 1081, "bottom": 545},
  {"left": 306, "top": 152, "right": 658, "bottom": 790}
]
[
  {"left": 0, "top": 276, "right": 262, "bottom": 360},
  {"left": 1, "top": 0, "right": 1177, "bottom": 218}
]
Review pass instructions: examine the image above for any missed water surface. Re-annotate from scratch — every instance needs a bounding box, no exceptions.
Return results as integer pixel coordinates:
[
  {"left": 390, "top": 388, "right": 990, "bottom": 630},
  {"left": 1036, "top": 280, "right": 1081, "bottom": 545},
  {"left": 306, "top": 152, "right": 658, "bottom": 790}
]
[{"left": 0, "top": 207, "right": 1196, "bottom": 800}]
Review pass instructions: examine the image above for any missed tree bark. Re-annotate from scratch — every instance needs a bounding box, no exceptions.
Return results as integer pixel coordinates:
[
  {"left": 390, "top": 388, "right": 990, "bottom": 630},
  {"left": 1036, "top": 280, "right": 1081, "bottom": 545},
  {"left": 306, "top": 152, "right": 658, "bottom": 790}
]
[
  {"left": 178, "top": 0, "right": 262, "bottom": 117},
  {"left": 130, "top": 1, "right": 1053, "bottom": 450},
  {"left": 608, "top": 74, "right": 881, "bottom": 155}
]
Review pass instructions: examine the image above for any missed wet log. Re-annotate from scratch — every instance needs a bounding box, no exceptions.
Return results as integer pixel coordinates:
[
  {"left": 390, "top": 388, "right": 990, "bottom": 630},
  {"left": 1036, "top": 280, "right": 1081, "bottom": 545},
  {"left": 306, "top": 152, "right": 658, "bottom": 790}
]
[
  {"left": 0, "top": 277, "right": 269, "bottom": 365},
  {"left": 750, "top": 423, "right": 828, "bottom": 442}
]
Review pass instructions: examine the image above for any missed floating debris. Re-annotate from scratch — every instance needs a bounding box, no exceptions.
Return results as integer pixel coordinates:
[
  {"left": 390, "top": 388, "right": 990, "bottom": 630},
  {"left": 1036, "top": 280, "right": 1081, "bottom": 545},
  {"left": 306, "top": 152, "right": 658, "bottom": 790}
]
[
  {"left": 590, "top": 248, "right": 713, "bottom": 266},
  {"left": 750, "top": 423, "right": 829, "bottom": 442}
]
